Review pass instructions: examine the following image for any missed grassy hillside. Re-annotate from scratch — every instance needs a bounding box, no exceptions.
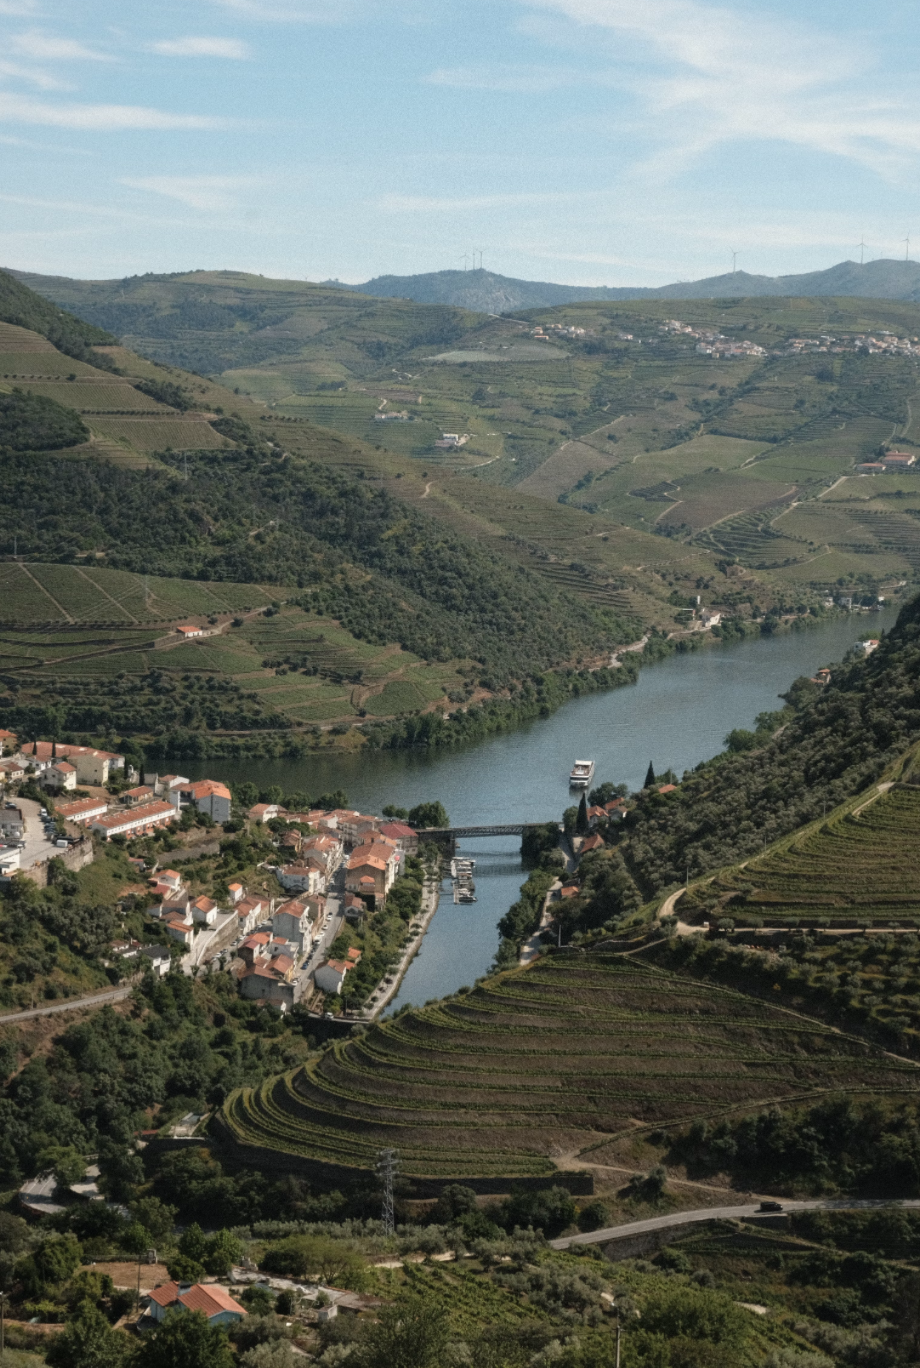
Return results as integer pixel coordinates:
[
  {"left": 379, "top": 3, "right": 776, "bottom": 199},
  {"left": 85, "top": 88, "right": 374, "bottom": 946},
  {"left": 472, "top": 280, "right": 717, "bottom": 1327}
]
[
  {"left": 0, "top": 279, "right": 669, "bottom": 752},
  {"left": 0, "top": 316, "right": 231, "bottom": 467},
  {"left": 680, "top": 780, "right": 920, "bottom": 931},
  {"left": 221, "top": 950, "right": 919, "bottom": 1183},
  {"left": 592, "top": 590, "right": 920, "bottom": 898},
  {"left": 15, "top": 267, "right": 920, "bottom": 604}
]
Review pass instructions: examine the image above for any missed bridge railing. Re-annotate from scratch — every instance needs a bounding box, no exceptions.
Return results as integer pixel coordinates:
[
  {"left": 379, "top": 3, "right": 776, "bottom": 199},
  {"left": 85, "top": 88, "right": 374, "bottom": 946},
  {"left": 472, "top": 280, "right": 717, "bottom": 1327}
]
[{"left": 419, "top": 823, "right": 561, "bottom": 838}]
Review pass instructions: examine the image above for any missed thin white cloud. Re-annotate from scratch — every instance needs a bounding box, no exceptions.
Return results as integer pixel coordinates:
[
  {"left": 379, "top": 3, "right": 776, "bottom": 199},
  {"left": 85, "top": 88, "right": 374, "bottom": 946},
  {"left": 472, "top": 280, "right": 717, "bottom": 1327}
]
[
  {"left": 0, "top": 58, "right": 70, "bottom": 90},
  {"left": 210, "top": 0, "right": 358, "bottom": 19},
  {"left": 425, "top": 64, "right": 578, "bottom": 92},
  {"left": 150, "top": 36, "right": 250, "bottom": 59},
  {"left": 121, "top": 175, "right": 256, "bottom": 211},
  {"left": 10, "top": 30, "right": 111, "bottom": 61},
  {"left": 0, "top": 0, "right": 39, "bottom": 12},
  {"left": 521, "top": 0, "right": 920, "bottom": 184},
  {"left": 379, "top": 191, "right": 573, "bottom": 212},
  {"left": 0, "top": 93, "right": 226, "bottom": 129}
]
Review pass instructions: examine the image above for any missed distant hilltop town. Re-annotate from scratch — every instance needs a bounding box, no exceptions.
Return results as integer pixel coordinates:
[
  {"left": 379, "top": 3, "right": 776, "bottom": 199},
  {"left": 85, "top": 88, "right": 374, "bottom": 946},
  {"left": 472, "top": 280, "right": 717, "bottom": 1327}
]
[{"left": 529, "top": 315, "right": 920, "bottom": 361}]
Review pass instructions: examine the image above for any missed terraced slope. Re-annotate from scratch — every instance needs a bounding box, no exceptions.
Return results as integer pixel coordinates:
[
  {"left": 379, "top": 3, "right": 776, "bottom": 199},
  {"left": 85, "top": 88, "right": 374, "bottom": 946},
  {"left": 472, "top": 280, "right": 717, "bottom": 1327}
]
[
  {"left": 682, "top": 782, "right": 920, "bottom": 930},
  {"left": 0, "top": 320, "right": 230, "bottom": 466},
  {"left": 221, "top": 953, "right": 920, "bottom": 1182}
]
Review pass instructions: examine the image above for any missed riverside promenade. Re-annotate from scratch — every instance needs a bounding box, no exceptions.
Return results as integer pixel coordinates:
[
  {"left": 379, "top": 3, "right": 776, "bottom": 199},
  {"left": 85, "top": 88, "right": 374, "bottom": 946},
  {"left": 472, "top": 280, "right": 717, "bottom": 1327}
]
[{"left": 359, "top": 873, "right": 442, "bottom": 1020}]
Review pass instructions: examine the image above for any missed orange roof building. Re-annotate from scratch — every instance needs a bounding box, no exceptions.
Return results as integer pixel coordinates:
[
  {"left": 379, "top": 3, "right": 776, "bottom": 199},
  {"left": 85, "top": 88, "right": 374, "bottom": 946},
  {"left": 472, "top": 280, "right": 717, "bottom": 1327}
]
[{"left": 147, "top": 1281, "right": 246, "bottom": 1325}]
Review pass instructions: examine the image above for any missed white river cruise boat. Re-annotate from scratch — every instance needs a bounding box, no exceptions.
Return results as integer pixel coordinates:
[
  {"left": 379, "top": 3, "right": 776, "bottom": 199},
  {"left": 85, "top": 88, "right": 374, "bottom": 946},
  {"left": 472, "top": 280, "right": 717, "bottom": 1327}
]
[{"left": 569, "top": 759, "right": 595, "bottom": 789}]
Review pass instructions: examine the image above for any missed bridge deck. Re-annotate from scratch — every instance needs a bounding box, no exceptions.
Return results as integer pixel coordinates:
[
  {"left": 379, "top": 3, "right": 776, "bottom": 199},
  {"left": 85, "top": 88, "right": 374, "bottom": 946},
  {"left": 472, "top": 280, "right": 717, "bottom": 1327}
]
[{"left": 421, "top": 823, "right": 560, "bottom": 838}]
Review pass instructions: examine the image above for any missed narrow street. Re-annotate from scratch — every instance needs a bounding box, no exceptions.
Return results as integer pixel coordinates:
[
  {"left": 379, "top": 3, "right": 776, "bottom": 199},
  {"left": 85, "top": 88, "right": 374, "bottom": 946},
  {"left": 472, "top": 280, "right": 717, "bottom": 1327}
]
[{"left": 293, "top": 863, "right": 346, "bottom": 1005}]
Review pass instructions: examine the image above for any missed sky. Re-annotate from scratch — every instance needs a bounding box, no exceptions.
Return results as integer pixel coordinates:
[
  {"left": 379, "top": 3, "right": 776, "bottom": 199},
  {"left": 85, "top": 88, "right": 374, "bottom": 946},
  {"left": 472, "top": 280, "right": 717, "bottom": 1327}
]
[{"left": 1, "top": 0, "right": 920, "bottom": 286}]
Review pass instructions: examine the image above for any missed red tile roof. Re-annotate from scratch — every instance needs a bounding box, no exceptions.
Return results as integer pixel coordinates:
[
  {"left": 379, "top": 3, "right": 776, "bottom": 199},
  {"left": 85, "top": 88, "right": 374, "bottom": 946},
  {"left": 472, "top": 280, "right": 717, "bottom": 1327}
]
[
  {"left": 379, "top": 821, "right": 415, "bottom": 839},
  {"left": 182, "top": 779, "right": 231, "bottom": 801},
  {"left": 275, "top": 898, "right": 308, "bottom": 917},
  {"left": 92, "top": 800, "right": 175, "bottom": 831},
  {"left": 349, "top": 855, "right": 387, "bottom": 873},
  {"left": 149, "top": 1282, "right": 180, "bottom": 1308},
  {"left": 22, "top": 741, "right": 122, "bottom": 763},
  {"left": 56, "top": 797, "right": 108, "bottom": 819},
  {"left": 178, "top": 1284, "right": 247, "bottom": 1319}
]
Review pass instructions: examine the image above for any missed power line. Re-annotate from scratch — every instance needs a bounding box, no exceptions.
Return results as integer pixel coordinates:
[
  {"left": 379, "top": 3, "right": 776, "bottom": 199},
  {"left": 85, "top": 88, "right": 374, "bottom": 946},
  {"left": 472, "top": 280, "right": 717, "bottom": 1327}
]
[{"left": 376, "top": 1148, "right": 399, "bottom": 1236}]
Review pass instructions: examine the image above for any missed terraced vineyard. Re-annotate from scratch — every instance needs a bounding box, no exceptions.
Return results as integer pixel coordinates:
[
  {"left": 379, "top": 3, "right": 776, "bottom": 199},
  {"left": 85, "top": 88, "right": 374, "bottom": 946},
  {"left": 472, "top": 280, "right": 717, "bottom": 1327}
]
[
  {"left": 220, "top": 953, "right": 920, "bottom": 1182},
  {"left": 0, "top": 318, "right": 232, "bottom": 466},
  {"left": 687, "top": 783, "right": 920, "bottom": 928}
]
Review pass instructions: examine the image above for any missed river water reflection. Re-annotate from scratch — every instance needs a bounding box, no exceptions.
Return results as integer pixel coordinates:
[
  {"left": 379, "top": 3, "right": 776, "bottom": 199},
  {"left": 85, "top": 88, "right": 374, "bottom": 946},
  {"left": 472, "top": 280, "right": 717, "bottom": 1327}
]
[{"left": 181, "top": 609, "right": 897, "bottom": 1012}]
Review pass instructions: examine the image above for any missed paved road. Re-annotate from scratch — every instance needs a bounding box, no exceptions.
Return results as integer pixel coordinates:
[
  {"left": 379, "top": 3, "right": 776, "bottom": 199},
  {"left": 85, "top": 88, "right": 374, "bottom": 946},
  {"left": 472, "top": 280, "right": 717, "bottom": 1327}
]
[
  {"left": 362, "top": 875, "right": 441, "bottom": 1019},
  {"left": 14, "top": 795, "right": 63, "bottom": 870},
  {"left": 0, "top": 984, "right": 133, "bottom": 1024},
  {"left": 550, "top": 1198, "right": 920, "bottom": 1250},
  {"left": 295, "top": 864, "right": 346, "bottom": 1001}
]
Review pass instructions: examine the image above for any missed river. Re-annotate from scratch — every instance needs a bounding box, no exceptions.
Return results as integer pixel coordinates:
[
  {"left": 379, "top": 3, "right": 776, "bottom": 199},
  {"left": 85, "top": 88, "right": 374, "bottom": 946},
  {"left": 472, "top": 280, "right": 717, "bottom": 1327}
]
[{"left": 181, "top": 609, "right": 897, "bottom": 1012}]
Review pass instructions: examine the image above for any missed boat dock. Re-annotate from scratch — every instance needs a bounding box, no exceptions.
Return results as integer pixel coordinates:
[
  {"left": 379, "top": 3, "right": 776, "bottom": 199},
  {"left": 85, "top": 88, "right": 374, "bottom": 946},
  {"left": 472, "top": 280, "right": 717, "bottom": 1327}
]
[{"left": 451, "top": 856, "right": 477, "bottom": 904}]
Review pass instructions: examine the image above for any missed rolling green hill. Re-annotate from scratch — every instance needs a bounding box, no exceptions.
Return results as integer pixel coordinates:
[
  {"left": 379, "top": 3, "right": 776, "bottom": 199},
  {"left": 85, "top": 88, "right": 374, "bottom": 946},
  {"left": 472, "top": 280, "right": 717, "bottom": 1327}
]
[
  {"left": 341, "top": 259, "right": 920, "bottom": 308},
  {"left": 11, "top": 267, "right": 920, "bottom": 603},
  {"left": 220, "top": 950, "right": 917, "bottom": 1184},
  {"left": 679, "top": 778, "right": 920, "bottom": 931},
  {"left": 222, "top": 591, "right": 920, "bottom": 1188},
  {"left": 0, "top": 277, "right": 670, "bottom": 754},
  {"left": 583, "top": 589, "right": 920, "bottom": 899}
]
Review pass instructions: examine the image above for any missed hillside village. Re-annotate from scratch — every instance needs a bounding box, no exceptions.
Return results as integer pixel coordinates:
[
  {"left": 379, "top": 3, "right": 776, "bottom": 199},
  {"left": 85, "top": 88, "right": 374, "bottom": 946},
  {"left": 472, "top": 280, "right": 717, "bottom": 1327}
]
[{"left": 0, "top": 730, "right": 433, "bottom": 1020}]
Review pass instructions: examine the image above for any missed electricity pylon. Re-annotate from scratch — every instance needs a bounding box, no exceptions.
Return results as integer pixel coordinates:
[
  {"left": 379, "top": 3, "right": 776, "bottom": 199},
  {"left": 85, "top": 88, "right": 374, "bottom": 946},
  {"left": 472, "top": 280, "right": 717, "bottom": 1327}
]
[{"left": 376, "top": 1148, "right": 399, "bottom": 1236}]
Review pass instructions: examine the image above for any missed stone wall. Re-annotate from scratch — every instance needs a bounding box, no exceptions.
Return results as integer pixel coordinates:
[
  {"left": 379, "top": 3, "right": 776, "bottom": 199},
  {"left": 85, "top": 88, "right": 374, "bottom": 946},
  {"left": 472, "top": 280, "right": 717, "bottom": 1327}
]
[{"left": 21, "top": 836, "right": 95, "bottom": 889}]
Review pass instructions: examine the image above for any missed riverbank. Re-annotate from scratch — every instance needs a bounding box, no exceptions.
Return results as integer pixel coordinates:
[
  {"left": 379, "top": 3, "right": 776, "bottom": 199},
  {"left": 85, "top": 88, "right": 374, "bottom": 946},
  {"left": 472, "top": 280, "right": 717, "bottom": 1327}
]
[
  {"left": 143, "top": 602, "right": 880, "bottom": 765},
  {"left": 176, "top": 605, "right": 901, "bottom": 1012},
  {"left": 359, "top": 873, "right": 442, "bottom": 1020}
]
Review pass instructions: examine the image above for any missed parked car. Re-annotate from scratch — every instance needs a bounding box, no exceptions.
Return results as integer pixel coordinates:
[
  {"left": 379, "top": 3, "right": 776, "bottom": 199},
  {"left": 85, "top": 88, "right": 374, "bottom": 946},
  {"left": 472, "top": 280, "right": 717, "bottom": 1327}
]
[{"left": 759, "top": 1200, "right": 783, "bottom": 1212}]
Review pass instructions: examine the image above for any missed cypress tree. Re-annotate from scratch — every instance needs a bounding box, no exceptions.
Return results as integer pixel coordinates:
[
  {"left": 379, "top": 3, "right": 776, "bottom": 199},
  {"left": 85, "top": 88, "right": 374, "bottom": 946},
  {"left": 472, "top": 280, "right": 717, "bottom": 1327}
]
[
  {"left": 644, "top": 762, "right": 656, "bottom": 789},
  {"left": 576, "top": 792, "right": 589, "bottom": 834}
]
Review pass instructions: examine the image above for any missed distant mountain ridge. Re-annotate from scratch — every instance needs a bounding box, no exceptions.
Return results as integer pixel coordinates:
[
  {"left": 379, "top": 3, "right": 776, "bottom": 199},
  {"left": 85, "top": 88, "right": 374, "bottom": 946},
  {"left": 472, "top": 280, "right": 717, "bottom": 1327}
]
[
  {"left": 11, "top": 259, "right": 920, "bottom": 321},
  {"left": 338, "top": 259, "right": 920, "bottom": 312}
]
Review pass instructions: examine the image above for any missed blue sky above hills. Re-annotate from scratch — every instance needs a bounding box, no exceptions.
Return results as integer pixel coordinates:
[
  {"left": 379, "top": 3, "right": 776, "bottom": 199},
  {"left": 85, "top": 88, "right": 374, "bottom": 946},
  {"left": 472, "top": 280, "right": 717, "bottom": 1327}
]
[{"left": 1, "top": 0, "right": 919, "bottom": 285}]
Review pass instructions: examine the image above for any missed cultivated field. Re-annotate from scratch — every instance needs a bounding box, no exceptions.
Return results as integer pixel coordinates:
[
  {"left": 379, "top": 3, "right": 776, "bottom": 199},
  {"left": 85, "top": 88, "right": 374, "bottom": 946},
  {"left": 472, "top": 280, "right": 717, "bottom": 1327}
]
[
  {"left": 685, "top": 783, "right": 920, "bottom": 930},
  {"left": 221, "top": 952, "right": 920, "bottom": 1181},
  {"left": 0, "top": 321, "right": 233, "bottom": 465},
  {"left": 0, "top": 563, "right": 274, "bottom": 626},
  {"left": 0, "top": 574, "right": 463, "bottom": 734}
]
